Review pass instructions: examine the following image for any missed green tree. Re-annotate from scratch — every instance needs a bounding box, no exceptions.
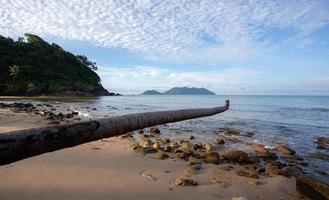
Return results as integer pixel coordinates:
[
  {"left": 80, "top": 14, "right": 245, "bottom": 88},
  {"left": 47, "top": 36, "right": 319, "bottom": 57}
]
[{"left": 9, "top": 65, "right": 20, "bottom": 83}]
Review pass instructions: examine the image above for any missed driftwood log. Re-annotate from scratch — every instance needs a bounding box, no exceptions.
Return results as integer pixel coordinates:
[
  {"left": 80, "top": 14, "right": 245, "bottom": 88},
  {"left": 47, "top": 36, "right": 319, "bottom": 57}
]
[{"left": 0, "top": 100, "right": 229, "bottom": 165}]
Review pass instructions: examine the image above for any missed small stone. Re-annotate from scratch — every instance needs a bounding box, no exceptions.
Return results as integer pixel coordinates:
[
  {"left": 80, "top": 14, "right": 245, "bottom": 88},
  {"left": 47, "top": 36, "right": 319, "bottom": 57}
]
[
  {"left": 181, "top": 141, "right": 194, "bottom": 152},
  {"left": 236, "top": 170, "right": 259, "bottom": 179},
  {"left": 139, "top": 137, "right": 154, "bottom": 148},
  {"left": 252, "top": 144, "right": 268, "bottom": 155},
  {"left": 173, "top": 177, "right": 198, "bottom": 186},
  {"left": 163, "top": 146, "right": 173, "bottom": 152},
  {"left": 152, "top": 142, "right": 161, "bottom": 149},
  {"left": 188, "top": 157, "right": 202, "bottom": 165},
  {"left": 221, "top": 150, "right": 249, "bottom": 163},
  {"left": 204, "top": 143, "right": 213, "bottom": 151},
  {"left": 225, "top": 137, "right": 242, "bottom": 143},
  {"left": 274, "top": 144, "right": 296, "bottom": 155},
  {"left": 128, "top": 143, "right": 140, "bottom": 152},
  {"left": 150, "top": 127, "right": 160, "bottom": 134},
  {"left": 215, "top": 137, "right": 225, "bottom": 146},
  {"left": 223, "top": 129, "right": 240, "bottom": 135},
  {"left": 189, "top": 164, "right": 202, "bottom": 171},
  {"left": 157, "top": 151, "right": 169, "bottom": 160},
  {"left": 204, "top": 152, "right": 220, "bottom": 164},
  {"left": 189, "top": 135, "right": 195, "bottom": 140}
]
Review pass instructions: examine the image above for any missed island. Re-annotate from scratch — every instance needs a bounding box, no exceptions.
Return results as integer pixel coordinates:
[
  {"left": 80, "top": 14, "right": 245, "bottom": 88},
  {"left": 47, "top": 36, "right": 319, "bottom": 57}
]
[
  {"left": 0, "top": 33, "right": 118, "bottom": 96},
  {"left": 142, "top": 87, "right": 215, "bottom": 95}
]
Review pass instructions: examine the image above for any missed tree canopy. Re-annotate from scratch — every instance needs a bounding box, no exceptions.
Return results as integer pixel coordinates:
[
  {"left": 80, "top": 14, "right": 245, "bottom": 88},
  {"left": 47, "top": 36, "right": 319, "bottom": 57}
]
[{"left": 0, "top": 33, "right": 111, "bottom": 96}]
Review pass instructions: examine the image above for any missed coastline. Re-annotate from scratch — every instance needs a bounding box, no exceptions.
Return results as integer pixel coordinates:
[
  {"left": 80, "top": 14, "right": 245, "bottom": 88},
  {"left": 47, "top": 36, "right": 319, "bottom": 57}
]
[{"left": 0, "top": 104, "right": 306, "bottom": 200}]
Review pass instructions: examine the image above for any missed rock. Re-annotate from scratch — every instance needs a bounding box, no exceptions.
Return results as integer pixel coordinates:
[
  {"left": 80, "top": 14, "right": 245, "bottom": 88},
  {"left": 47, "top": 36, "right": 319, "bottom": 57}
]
[
  {"left": 189, "top": 163, "right": 202, "bottom": 170},
  {"left": 316, "top": 137, "right": 329, "bottom": 150},
  {"left": 176, "top": 152, "right": 188, "bottom": 160},
  {"left": 242, "top": 132, "right": 255, "bottom": 138},
  {"left": 296, "top": 175, "right": 329, "bottom": 200},
  {"left": 139, "top": 137, "right": 154, "bottom": 148},
  {"left": 173, "top": 177, "right": 198, "bottom": 186},
  {"left": 157, "top": 151, "right": 169, "bottom": 160},
  {"left": 280, "top": 166, "right": 302, "bottom": 178},
  {"left": 193, "top": 142, "right": 203, "bottom": 150},
  {"left": 215, "top": 137, "right": 225, "bottom": 146},
  {"left": 274, "top": 144, "right": 296, "bottom": 155},
  {"left": 204, "top": 143, "right": 213, "bottom": 151},
  {"left": 188, "top": 157, "right": 202, "bottom": 165},
  {"left": 163, "top": 146, "right": 173, "bottom": 153},
  {"left": 162, "top": 138, "right": 171, "bottom": 144},
  {"left": 150, "top": 127, "right": 160, "bottom": 134},
  {"left": 204, "top": 152, "right": 220, "bottom": 164},
  {"left": 223, "top": 129, "right": 240, "bottom": 135},
  {"left": 152, "top": 142, "right": 161, "bottom": 149},
  {"left": 189, "top": 135, "right": 195, "bottom": 140},
  {"left": 92, "top": 108, "right": 97, "bottom": 110},
  {"left": 236, "top": 170, "right": 259, "bottom": 179},
  {"left": 221, "top": 150, "right": 249, "bottom": 163},
  {"left": 225, "top": 137, "right": 242, "bottom": 143},
  {"left": 128, "top": 143, "right": 140, "bottom": 152},
  {"left": 138, "top": 129, "right": 144, "bottom": 134},
  {"left": 181, "top": 141, "right": 194, "bottom": 152},
  {"left": 252, "top": 144, "right": 268, "bottom": 155},
  {"left": 140, "top": 171, "right": 157, "bottom": 181}
]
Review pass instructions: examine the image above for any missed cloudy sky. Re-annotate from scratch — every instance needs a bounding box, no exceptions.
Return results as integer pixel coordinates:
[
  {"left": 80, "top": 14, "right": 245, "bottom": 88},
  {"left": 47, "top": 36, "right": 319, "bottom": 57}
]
[{"left": 1, "top": 0, "right": 329, "bottom": 95}]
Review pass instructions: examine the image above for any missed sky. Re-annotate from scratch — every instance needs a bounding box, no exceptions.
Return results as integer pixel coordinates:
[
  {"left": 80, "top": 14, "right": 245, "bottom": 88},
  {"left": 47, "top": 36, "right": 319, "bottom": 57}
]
[{"left": 1, "top": 0, "right": 329, "bottom": 95}]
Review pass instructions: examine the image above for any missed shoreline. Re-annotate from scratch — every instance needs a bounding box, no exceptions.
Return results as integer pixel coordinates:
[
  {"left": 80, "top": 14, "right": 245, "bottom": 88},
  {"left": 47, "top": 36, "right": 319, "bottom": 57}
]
[{"left": 0, "top": 101, "right": 328, "bottom": 199}]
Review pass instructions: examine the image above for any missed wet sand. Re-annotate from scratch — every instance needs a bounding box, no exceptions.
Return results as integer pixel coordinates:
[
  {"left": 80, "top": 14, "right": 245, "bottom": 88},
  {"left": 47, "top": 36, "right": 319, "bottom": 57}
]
[{"left": 0, "top": 109, "right": 302, "bottom": 200}]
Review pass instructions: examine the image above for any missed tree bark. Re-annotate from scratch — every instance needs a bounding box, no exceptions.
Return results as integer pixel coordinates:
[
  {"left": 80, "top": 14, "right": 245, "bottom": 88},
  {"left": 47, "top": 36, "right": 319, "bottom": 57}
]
[{"left": 0, "top": 100, "right": 229, "bottom": 165}]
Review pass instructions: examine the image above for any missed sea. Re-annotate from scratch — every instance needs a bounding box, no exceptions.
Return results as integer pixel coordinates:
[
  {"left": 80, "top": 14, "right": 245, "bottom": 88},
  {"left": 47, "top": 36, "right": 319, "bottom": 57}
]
[{"left": 1, "top": 95, "right": 329, "bottom": 174}]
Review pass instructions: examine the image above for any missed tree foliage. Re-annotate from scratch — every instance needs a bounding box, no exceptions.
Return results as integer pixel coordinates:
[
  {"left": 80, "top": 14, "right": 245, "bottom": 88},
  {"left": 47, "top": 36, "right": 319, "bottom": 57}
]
[{"left": 0, "top": 33, "right": 108, "bottom": 96}]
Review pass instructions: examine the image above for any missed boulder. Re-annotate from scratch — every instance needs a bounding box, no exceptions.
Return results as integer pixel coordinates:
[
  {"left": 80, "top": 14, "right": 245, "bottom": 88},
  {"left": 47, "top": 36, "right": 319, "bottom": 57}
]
[
  {"left": 296, "top": 175, "right": 329, "bottom": 200},
  {"left": 204, "top": 143, "right": 213, "bottom": 151},
  {"left": 215, "top": 137, "right": 225, "bottom": 146},
  {"left": 139, "top": 137, "right": 154, "bottom": 148}
]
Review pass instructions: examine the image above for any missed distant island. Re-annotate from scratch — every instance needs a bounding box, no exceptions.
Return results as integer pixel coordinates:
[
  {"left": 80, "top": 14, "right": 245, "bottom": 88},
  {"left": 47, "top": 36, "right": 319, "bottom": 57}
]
[
  {"left": 142, "top": 87, "right": 216, "bottom": 95},
  {"left": 0, "top": 33, "right": 118, "bottom": 96}
]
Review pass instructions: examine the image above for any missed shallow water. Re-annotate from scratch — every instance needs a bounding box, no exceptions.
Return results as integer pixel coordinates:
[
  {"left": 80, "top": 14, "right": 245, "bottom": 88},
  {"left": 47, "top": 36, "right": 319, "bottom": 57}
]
[{"left": 1, "top": 95, "right": 329, "bottom": 173}]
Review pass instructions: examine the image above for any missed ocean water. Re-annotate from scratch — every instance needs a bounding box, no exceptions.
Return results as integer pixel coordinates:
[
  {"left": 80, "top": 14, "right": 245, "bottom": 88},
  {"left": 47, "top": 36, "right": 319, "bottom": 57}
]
[{"left": 1, "top": 95, "right": 329, "bottom": 173}]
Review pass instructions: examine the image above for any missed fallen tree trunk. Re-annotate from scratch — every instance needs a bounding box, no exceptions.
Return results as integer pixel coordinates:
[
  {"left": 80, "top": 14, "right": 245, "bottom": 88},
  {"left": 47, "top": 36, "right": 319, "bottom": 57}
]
[{"left": 0, "top": 100, "right": 229, "bottom": 165}]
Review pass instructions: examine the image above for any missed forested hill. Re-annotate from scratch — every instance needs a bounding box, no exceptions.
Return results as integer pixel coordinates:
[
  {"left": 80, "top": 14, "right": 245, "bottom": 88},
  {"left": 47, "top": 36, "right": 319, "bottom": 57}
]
[{"left": 0, "top": 33, "right": 116, "bottom": 96}]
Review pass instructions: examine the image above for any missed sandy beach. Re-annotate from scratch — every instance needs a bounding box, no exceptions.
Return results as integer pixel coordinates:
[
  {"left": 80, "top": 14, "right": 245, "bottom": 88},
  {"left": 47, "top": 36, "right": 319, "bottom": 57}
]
[{"left": 0, "top": 107, "right": 305, "bottom": 200}]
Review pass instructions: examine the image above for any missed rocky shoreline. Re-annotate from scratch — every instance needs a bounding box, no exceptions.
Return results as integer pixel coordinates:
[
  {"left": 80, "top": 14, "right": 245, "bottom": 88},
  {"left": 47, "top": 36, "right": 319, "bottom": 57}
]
[
  {"left": 0, "top": 101, "right": 329, "bottom": 200},
  {"left": 121, "top": 127, "right": 329, "bottom": 200}
]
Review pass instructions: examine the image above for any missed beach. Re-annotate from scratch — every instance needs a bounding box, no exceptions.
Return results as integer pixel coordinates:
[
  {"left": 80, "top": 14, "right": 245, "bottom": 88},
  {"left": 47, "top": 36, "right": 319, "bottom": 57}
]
[{"left": 0, "top": 100, "right": 311, "bottom": 200}]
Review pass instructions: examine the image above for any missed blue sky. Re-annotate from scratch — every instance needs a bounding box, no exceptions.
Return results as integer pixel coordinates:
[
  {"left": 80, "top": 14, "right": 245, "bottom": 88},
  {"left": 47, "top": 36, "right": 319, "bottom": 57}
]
[{"left": 1, "top": 0, "right": 329, "bottom": 95}]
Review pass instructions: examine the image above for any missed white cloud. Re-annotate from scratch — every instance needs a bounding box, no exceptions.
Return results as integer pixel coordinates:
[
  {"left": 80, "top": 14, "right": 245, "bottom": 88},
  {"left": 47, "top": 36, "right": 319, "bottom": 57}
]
[
  {"left": 97, "top": 66, "right": 262, "bottom": 94},
  {"left": 0, "top": 0, "right": 328, "bottom": 63}
]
